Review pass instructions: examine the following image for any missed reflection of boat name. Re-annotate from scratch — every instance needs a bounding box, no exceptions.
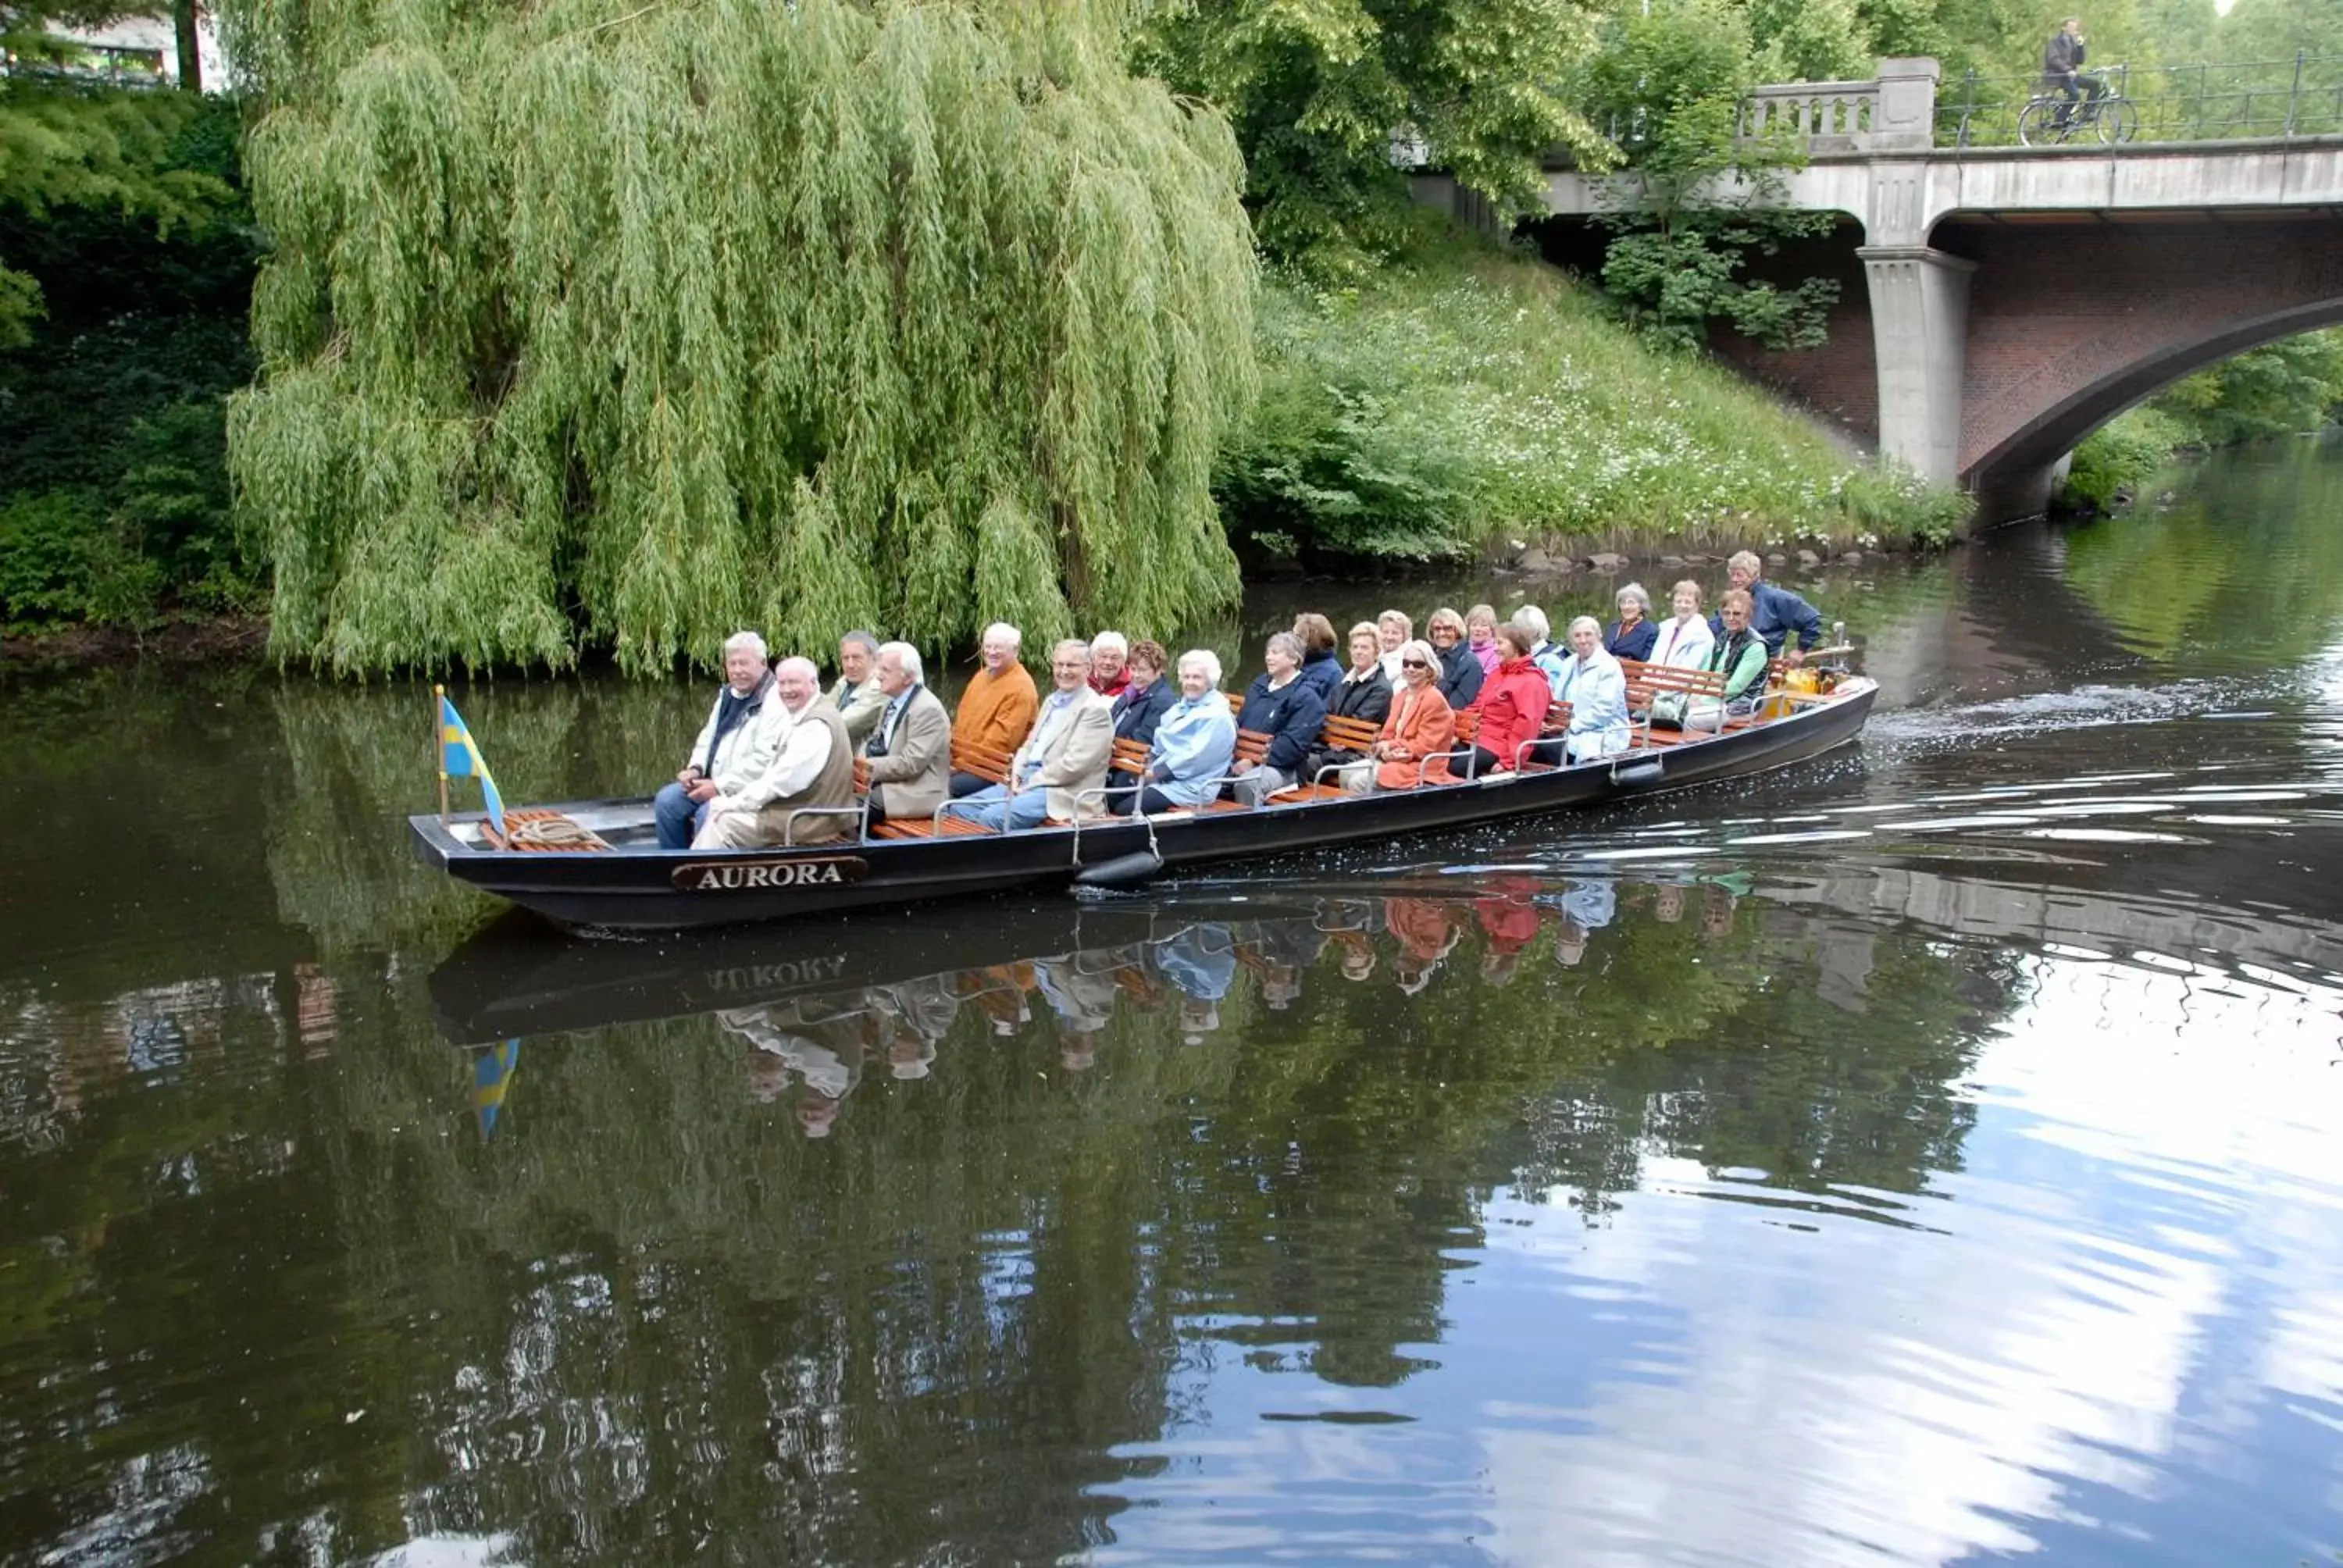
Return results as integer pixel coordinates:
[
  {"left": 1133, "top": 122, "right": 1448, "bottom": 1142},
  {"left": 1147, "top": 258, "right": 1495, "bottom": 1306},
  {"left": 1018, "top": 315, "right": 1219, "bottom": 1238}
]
[
  {"left": 669, "top": 858, "right": 869, "bottom": 893},
  {"left": 708, "top": 954, "right": 849, "bottom": 991}
]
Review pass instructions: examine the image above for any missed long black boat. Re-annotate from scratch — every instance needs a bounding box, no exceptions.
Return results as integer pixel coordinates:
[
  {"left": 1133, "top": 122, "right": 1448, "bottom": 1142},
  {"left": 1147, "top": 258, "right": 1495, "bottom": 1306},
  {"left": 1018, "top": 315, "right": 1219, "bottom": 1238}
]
[{"left": 407, "top": 678, "right": 1878, "bottom": 931}]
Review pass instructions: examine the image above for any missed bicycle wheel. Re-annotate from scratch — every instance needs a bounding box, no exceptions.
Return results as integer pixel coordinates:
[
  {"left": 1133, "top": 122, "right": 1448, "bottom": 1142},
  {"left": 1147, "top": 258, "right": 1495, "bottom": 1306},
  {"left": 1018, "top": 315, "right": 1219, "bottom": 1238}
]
[
  {"left": 2016, "top": 98, "right": 2063, "bottom": 147},
  {"left": 2094, "top": 96, "right": 2139, "bottom": 144}
]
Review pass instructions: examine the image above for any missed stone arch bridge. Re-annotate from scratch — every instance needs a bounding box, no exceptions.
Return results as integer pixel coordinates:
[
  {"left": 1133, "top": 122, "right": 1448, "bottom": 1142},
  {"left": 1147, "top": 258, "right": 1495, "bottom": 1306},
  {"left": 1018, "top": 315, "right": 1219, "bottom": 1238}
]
[{"left": 1414, "top": 59, "right": 2343, "bottom": 518}]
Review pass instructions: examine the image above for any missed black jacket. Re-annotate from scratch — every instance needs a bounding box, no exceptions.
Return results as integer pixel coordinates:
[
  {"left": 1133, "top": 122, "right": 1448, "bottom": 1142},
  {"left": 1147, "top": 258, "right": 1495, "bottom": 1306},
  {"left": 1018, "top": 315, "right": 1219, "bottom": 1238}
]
[
  {"left": 1327, "top": 668, "right": 1393, "bottom": 727},
  {"left": 1235, "top": 673, "right": 1328, "bottom": 774},
  {"left": 1111, "top": 676, "right": 1176, "bottom": 747},
  {"left": 2044, "top": 30, "right": 2084, "bottom": 74},
  {"left": 1435, "top": 642, "right": 1484, "bottom": 710}
]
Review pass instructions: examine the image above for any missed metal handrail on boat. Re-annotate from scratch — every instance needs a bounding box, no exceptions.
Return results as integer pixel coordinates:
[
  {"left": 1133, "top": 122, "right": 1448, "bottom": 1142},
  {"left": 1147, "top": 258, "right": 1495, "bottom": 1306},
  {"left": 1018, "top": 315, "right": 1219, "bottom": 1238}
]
[{"left": 783, "top": 804, "right": 870, "bottom": 846}]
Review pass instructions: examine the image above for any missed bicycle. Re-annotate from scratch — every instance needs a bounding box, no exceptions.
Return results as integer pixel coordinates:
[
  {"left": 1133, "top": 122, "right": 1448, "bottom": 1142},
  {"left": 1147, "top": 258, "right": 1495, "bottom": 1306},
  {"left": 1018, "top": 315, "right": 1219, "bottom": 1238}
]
[{"left": 2017, "top": 83, "right": 2139, "bottom": 145}]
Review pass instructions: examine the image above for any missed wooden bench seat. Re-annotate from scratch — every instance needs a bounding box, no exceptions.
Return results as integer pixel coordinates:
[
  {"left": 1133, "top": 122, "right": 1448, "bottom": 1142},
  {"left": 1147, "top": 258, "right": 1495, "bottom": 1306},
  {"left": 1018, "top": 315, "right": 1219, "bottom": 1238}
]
[
  {"left": 949, "top": 737, "right": 1014, "bottom": 787},
  {"left": 870, "top": 814, "right": 993, "bottom": 840}
]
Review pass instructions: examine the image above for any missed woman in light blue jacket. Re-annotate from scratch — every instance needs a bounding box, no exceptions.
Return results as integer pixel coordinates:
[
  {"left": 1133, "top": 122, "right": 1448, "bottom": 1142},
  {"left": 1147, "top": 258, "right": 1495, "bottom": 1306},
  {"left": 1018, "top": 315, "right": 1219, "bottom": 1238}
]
[
  {"left": 1550, "top": 615, "right": 1632, "bottom": 762},
  {"left": 1137, "top": 650, "right": 1239, "bottom": 811}
]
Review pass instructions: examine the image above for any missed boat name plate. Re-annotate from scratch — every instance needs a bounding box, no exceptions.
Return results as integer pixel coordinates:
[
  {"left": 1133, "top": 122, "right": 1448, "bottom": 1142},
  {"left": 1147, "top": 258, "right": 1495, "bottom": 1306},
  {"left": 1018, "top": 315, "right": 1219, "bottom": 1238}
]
[{"left": 670, "top": 857, "right": 869, "bottom": 893}]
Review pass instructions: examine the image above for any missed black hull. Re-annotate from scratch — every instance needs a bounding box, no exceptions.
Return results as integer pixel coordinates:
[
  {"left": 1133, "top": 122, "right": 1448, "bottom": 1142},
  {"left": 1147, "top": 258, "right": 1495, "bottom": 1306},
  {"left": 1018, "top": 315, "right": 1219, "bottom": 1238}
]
[{"left": 408, "top": 683, "right": 1877, "bottom": 932}]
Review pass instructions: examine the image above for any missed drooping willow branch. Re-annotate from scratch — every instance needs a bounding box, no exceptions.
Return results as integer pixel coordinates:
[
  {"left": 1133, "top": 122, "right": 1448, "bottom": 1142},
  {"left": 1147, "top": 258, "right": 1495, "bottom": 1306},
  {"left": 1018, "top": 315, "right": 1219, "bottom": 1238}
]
[{"left": 223, "top": 0, "right": 1257, "bottom": 674}]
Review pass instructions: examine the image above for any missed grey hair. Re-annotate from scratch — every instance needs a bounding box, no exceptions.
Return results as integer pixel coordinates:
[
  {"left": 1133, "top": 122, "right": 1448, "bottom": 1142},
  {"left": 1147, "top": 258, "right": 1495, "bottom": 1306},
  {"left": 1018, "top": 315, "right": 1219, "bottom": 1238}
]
[
  {"left": 876, "top": 640, "right": 923, "bottom": 683},
  {"left": 1178, "top": 647, "right": 1223, "bottom": 687},
  {"left": 1266, "top": 630, "right": 1306, "bottom": 666},
  {"left": 1728, "top": 550, "right": 1763, "bottom": 575},
  {"left": 1092, "top": 629, "right": 1128, "bottom": 657},
  {"left": 983, "top": 621, "right": 1023, "bottom": 650},
  {"left": 1615, "top": 583, "right": 1650, "bottom": 615},
  {"left": 1567, "top": 615, "right": 1603, "bottom": 639},
  {"left": 1396, "top": 637, "right": 1438, "bottom": 673},
  {"left": 839, "top": 629, "right": 879, "bottom": 657},
  {"left": 1512, "top": 605, "right": 1550, "bottom": 642},
  {"left": 774, "top": 654, "right": 822, "bottom": 684},
  {"left": 722, "top": 629, "right": 769, "bottom": 663},
  {"left": 1051, "top": 637, "right": 1092, "bottom": 665}
]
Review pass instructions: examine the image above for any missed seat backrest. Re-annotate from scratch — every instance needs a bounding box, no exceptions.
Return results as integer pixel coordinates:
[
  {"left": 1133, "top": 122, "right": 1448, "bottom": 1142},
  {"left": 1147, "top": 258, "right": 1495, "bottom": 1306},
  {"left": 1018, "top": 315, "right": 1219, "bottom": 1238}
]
[
  {"left": 1318, "top": 713, "right": 1382, "bottom": 752},
  {"left": 1620, "top": 657, "right": 1726, "bottom": 707},
  {"left": 1453, "top": 708, "right": 1482, "bottom": 744},
  {"left": 1233, "top": 729, "right": 1272, "bottom": 767},
  {"left": 950, "top": 738, "right": 1015, "bottom": 785},
  {"left": 1110, "top": 736, "right": 1151, "bottom": 775},
  {"left": 1539, "top": 701, "right": 1574, "bottom": 736}
]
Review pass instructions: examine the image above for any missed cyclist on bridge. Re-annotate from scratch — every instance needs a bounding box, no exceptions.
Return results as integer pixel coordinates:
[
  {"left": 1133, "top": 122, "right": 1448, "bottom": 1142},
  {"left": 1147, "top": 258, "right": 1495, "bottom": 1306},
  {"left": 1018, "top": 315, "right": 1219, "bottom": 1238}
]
[{"left": 2043, "top": 17, "right": 2107, "bottom": 127}]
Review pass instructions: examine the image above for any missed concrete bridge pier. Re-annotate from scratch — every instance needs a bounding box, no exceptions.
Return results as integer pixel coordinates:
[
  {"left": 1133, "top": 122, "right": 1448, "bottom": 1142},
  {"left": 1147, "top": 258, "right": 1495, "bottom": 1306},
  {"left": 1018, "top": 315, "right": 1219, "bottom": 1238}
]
[{"left": 1856, "top": 244, "right": 1973, "bottom": 486}]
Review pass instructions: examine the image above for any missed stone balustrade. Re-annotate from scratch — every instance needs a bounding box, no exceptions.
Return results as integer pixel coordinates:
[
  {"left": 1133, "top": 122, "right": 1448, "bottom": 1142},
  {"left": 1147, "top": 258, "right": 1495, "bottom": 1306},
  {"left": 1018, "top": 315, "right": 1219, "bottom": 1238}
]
[{"left": 1736, "top": 58, "right": 1942, "bottom": 152}]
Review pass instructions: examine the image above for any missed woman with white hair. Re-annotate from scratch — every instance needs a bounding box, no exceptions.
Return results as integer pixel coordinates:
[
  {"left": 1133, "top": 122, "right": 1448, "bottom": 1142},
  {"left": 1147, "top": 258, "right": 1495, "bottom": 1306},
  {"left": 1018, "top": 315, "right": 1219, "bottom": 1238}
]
[
  {"left": 1649, "top": 579, "right": 1716, "bottom": 668},
  {"left": 1089, "top": 630, "right": 1132, "bottom": 699},
  {"left": 1134, "top": 650, "right": 1238, "bottom": 812},
  {"left": 1549, "top": 615, "right": 1632, "bottom": 762},
  {"left": 1604, "top": 583, "right": 1657, "bottom": 662}
]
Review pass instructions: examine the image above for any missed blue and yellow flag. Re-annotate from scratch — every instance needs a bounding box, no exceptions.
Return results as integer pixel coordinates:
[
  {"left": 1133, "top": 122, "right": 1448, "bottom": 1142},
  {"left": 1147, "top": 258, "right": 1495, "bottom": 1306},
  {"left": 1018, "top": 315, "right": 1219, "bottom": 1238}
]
[
  {"left": 437, "top": 690, "right": 507, "bottom": 837},
  {"left": 473, "top": 1040, "right": 520, "bottom": 1141}
]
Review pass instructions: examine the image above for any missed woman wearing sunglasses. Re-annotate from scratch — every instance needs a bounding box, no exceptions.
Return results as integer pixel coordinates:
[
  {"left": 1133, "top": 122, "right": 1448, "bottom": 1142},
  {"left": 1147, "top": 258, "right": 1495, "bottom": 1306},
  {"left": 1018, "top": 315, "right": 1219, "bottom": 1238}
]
[{"left": 1356, "top": 639, "right": 1457, "bottom": 793}]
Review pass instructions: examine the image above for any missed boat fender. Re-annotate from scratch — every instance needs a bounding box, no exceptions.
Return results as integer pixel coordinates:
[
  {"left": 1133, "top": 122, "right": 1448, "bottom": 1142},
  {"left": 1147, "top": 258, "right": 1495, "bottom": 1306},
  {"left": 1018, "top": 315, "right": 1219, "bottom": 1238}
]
[
  {"left": 1612, "top": 757, "right": 1666, "bottom": 787},
  {"left": 1075, "top": 850, "right": 1165, "bottom": 889}
]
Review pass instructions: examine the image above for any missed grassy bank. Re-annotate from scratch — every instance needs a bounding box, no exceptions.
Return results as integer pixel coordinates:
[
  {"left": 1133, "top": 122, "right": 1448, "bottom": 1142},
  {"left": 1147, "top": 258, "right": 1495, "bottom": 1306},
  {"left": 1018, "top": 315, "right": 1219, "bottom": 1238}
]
[{"left": 1216, "top": 231, "right": 1970, "bottom": 568}]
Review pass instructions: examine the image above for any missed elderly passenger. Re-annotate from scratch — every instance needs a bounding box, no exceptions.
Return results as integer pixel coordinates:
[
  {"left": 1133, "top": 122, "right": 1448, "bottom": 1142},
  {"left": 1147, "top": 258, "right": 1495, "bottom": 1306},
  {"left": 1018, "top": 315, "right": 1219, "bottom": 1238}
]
[
  {"left": 1465, "top": 603, "right": 1503, "bottom": 677},
  {"left": 861, "top": 641, "right": 950, "bottom": 825},
  {"left": 1605, "top": 585, "right": 1658, "bottom": 663},
  {"left": 1293, "top": 612, "right": 1343, "bottom": 704},
  {"left": 1514, "top": 604, "right": 1557, "bottom": 666},
  {"left": 828, "top": 629, "right": 889, "bottom": 745},
  {"left": 1228, "top": 630, "right": 1328, "bottom": 807},
  {"left": 1136, "top": 650, "right": 1238, "bottom": 813},
  {"left": 1376, "top": 609, "right": 1414, "bottom": 682},
  {"left": 950, "top": 622, "right": 1040, "bottom": 798},
  {"left": 1363, "top": 639, "right": 1456, "bottom": 792},
  {"left": 1464, "top": 622, "right": 1550, "bottom": 775},
  {"left": 1425, "top": 606, "right": 1484, "bottom": 710},
  {"left": 1549, "top": 615, "right": 1631, "bottom": 762},
  {"left": 695, "top": 657, "right": 856, "bottom": 846},
  {"left": 1089, "top": 630, "right": 1132, "bottom": 700},
  {"left": 1690, "top": 588, "right": 1772, "bottom": 729},
  {"left": 654, "top": 630, "right": 783, "bottom": 850},
  {"left": 1303, "top": 621, "right": 1393, "bottom": 786},
  {"left": 1104, "top": 639, "right": 1175, "bottom": 815},
  {"left": 945, "top": 640, "right": 1114, "bottom": 830},
  {"left": 1715, "top": 551, "right": 1823, "bottom": 662},
  {"left": 1649, "top": 579, "right": 1716, "bottom": 668}
]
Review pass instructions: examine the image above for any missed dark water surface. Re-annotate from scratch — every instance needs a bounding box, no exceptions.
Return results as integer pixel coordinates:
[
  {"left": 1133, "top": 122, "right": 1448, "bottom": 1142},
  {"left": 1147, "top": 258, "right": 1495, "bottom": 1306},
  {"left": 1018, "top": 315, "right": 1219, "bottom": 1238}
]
[{"left": 5, "top": 447, "right": 2343, "bottom": 1567}]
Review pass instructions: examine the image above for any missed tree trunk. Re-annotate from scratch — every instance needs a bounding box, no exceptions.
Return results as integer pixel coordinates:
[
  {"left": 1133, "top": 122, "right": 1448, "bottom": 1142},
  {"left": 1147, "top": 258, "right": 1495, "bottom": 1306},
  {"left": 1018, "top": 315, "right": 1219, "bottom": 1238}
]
[{"left": 173, "top": 0, "right": 201, "bottom": 92}]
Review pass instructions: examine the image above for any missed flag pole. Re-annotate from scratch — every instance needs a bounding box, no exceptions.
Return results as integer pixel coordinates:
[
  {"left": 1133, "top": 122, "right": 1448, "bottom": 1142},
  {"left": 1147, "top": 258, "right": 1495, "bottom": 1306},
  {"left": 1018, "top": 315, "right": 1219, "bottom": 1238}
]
[{"left": 433, "top": 682, "right": 450, "bottom": 820}]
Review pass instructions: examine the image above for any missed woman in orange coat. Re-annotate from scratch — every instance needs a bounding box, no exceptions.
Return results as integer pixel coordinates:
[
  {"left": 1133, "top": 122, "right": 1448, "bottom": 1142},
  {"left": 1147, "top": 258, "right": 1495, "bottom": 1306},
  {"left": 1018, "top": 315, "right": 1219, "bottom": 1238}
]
[{"left": 1361, "top": 639, "right": 1457, "bottom": 792}]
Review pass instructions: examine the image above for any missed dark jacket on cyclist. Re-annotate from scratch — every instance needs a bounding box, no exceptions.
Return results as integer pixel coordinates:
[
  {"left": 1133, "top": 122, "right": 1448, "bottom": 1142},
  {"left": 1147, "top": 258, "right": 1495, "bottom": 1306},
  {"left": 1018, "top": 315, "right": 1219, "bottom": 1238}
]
[{"left": 2043, "top": 30, "right": 2084, "bottom": 78}]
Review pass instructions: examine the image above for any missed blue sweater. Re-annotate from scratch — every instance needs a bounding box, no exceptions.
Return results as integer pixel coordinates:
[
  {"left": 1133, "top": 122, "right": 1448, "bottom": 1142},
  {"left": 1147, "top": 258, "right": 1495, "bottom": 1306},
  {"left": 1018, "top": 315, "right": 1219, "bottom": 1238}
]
[
  {"left": 1236, "top": 673, "right": 1328, "bottom": 774},
  {"left": 1146, "top": 694, "right": 1239, "bottom": 807},
  {"left": 1297, "top": 650, "right": 1343, "bottom": 705},
  {"left": 1605, "top": 618, "right": 1657, "bottom": 662},
  {"left": 1711, "top": 579, "right": 1822, "bottom": 655}
]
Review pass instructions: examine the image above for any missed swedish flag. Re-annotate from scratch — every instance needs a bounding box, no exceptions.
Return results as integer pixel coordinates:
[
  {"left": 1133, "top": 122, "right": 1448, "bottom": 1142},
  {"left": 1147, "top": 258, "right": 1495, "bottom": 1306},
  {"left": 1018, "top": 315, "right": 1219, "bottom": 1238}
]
[
  {"left": 437, "top": 690, "right": 508, "bottom": 837},
  {"left": 473, "top": 1040, "right": 520, "bottom": 1141}
]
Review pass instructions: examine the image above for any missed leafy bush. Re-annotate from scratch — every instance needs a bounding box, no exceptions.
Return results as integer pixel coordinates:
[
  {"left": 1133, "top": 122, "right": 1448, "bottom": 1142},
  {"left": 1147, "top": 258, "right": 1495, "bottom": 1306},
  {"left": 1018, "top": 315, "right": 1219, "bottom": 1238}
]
[
  {"left": 1218, "top": 231, "right": 1969, "bottom": 565},
  {"left": 2066, "top": 406, "right": 2188, "bottom": 511}
]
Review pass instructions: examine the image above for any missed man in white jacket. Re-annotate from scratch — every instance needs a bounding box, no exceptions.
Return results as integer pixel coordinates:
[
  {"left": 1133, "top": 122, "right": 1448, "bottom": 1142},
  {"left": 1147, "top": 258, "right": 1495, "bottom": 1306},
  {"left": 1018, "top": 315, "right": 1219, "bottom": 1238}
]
[{"left": 653, "top": 631, "right": 786, "bottom": 849}]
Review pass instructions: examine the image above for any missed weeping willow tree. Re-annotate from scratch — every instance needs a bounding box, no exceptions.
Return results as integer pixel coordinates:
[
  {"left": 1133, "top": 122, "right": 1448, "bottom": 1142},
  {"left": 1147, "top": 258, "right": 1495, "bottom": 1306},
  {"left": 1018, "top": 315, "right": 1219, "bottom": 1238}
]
[{"left": 219, "top": 0, "right": 1257, "bottom": 674}]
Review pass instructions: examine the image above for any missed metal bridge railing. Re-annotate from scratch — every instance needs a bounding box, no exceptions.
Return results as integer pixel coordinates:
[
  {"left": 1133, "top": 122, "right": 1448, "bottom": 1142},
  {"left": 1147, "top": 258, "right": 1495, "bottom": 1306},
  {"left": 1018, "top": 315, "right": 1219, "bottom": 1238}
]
[{"left": 1939, "top": 53, "right": 2343, "bottom": 148}]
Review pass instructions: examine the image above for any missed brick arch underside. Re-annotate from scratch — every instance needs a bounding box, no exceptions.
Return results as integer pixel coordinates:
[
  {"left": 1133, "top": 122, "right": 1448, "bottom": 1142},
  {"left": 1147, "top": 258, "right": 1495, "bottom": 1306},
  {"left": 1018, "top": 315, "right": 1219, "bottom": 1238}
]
[{"left": 1942, "top": 216, "right": 2343, "bottom": 486}]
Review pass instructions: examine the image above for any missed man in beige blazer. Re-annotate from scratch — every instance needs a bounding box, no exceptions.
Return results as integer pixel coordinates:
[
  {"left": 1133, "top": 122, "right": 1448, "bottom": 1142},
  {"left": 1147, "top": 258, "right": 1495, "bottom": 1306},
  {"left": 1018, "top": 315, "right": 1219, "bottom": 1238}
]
[
  {"left": 861, "top": 641, "right": 952, "bottom": 825},
  {"left": 941, "top": 638, "right": 1114, "bottom": 831}
]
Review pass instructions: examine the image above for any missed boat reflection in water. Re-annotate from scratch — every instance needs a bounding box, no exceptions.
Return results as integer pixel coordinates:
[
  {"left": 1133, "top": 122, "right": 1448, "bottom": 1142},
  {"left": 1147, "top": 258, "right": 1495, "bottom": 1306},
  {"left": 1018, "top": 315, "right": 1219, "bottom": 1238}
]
[{"left": 430, "top": 875, "right": 1758, "bottom": 1140}]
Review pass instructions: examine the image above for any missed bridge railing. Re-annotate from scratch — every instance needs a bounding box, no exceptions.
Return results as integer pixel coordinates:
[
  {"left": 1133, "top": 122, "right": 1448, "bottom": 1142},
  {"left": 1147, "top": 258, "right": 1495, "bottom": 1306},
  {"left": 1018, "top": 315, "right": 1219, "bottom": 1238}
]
[{"left": 1938, "top": 53, "right": 2343, "bottom": 147}]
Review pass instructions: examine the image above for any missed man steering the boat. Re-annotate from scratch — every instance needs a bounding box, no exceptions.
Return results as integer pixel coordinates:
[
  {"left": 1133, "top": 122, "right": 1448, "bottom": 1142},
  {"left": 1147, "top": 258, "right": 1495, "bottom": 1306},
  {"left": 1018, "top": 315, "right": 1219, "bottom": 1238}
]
[
  {"left": 1716, "top": 551, "right": 1824, "bottom": 665},
  {"left": 693, "top": 656, "right": 858, "bottom": 848},
  {"left": 654, "top": 631, "right": 786, "bottom": 850}
]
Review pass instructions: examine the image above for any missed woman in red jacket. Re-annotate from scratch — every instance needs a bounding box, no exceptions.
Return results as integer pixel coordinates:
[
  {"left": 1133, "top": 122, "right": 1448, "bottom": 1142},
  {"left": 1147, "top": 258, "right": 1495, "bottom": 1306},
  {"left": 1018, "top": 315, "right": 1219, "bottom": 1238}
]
[{"left": 1464, "top": 622, "right": 1551, "bottom": 775}]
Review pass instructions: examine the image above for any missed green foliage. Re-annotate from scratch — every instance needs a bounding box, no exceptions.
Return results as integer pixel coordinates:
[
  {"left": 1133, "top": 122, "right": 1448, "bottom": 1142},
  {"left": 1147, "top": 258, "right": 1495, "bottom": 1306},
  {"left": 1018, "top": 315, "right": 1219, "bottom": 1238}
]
[
  {"left": 1575, "top": 0, "right": 1840, "bottom": 351},
  {"left": 0, "top": 90, "right": 259, "bottom": 636},
  {"left": 1220, "top": 231, "right": 1967, "bottom": 564},
  {"left": 1132, "top": 0, "right": 1609, "bottom": 278},
  {"left": 2154, "top": 331, "right": 2343, "bottom": 446},
  {"left": 223, "top": 0, "right": 1257, "bottom": 676},
  {"left": 0, "top": 80, "right": 239, "bottom": 347},
  {"left": 2066, "top": 404, "right": 2186, "bottom": 510}
]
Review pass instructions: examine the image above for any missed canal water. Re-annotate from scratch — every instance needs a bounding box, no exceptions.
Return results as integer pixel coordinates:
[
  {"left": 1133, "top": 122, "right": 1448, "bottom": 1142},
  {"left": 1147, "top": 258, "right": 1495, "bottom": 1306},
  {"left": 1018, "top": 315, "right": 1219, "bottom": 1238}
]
[{"left": 3, "top": 444, "right": 2341, "bottom": 1566}]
